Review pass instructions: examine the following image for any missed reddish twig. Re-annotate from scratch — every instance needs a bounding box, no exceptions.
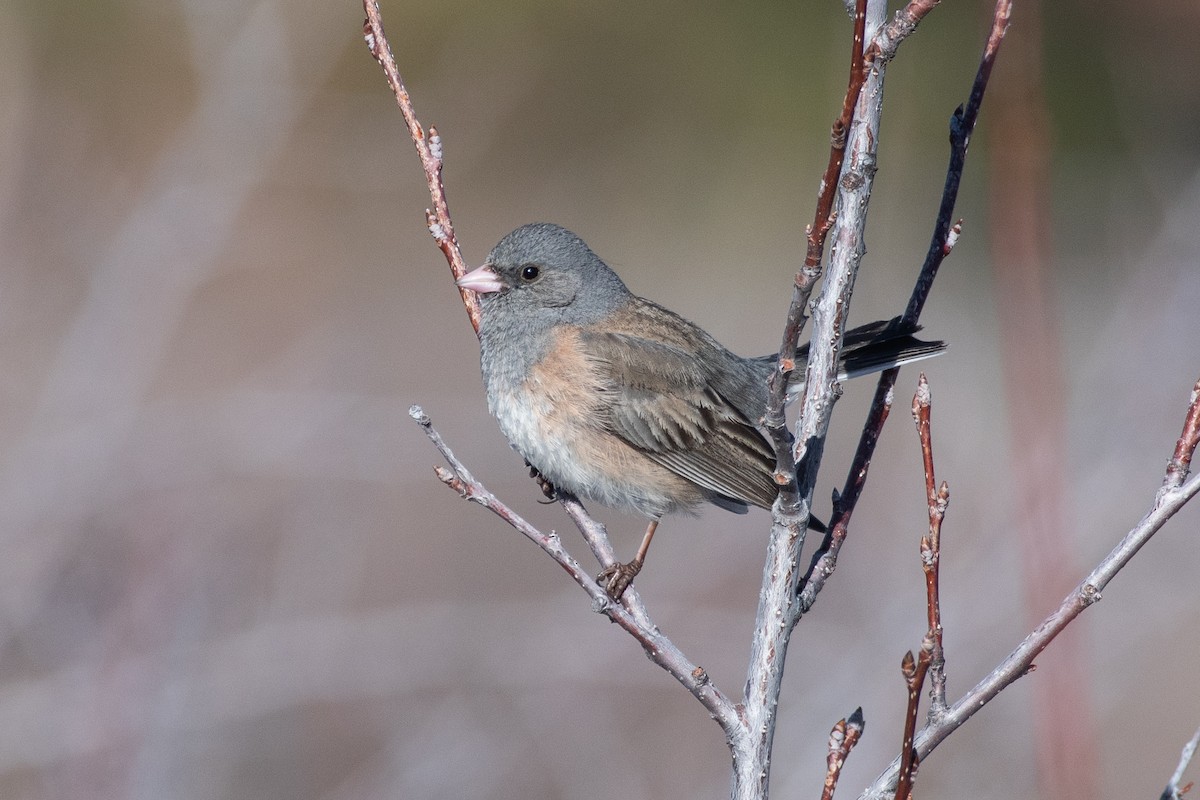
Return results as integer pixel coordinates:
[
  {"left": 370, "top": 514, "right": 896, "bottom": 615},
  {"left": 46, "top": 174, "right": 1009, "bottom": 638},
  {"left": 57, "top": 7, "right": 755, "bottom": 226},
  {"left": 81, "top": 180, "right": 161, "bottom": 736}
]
[
  {"left": 764, "top": 0, "right": 868, "bottom": 469},
  {"left": 361, "top": 0, "right": 481, "bottom": 334},
  {"left": 1162, "top": 377, "right": 1200, "bottom": 496},
  {"left": 799, "top": 0, "right": 1011, "bottom": 614},
  {"left": 367, "top": 0, "right": 626, "bottom": 617},
  {"left": 893, "top": 641, "right": 933, "bottom": 800},
  {"left": 912, "top": 375, "right": 949, "bottom": 717},
  {"left": 806, "top": 0, "right": 870, "bottom": 271},
  {"left": 408, "top": 405, "right": 746, "bottom": 740},
  {"left": 860, "top": 373, "right": 1200, "bottom": 799},
  {"left": 822, "top": 708, "right": 866, "bottom": 800}
]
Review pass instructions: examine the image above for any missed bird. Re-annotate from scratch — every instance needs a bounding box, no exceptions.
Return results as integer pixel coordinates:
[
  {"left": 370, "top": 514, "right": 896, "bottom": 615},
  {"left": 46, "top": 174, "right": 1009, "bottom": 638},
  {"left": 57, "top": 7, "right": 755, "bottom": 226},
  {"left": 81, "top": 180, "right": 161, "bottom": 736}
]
[{"left": 456, "top": 223, "right": 945, "bottom": 598}]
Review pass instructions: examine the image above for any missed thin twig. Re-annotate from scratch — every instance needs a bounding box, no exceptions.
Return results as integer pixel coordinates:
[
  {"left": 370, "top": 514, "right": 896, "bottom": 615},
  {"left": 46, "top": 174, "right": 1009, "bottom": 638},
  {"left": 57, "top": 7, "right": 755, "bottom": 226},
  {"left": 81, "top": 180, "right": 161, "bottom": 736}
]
[
  {"left": 408, "top": 405, "right": 746, "bottom": 741},
  {"left": 799, "top": 378, "right": 894, "bottom": 611},
  {"left": 893, "top": 642, "right": 932, "bottom": 800},
  {"left": 822, "top": 708, "right": 866, "bottom": 800},
  {"left": 366, "top": 0, "right": 626, "bottom": 623},
  {"left": 559, "top": 497, "right": 654, "bottom": 631},
  {"left": 860, "top": 373, "right": 1200, "bottom": 799},
  {"left": 361, "top": 0, "right": 480, "bottom": 334},
  {"left": 1162, "top": 378, "right": 1200, "bottom": 496},
  {"left": 799, "top": 0, "right": 1010, "bottom": 615},
  {"left": 912, "top": 375, "right": 949, "bottom": 717},
  {"left": 870, "top": 0, "right": 944, "bottom": 65},
  {"left": 1161, "top": 726, "right": 1200, "bottom": 800},
  {"left": 764, "top": 0, "right": 868, "bottom": 502}
]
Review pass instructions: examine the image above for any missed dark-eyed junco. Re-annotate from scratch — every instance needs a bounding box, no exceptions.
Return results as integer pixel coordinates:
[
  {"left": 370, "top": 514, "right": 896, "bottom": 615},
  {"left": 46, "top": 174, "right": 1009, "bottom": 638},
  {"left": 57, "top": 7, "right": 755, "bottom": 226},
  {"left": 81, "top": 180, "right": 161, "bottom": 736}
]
[{"left": 457, "top": 223, "right": 945, "bottom": 598}]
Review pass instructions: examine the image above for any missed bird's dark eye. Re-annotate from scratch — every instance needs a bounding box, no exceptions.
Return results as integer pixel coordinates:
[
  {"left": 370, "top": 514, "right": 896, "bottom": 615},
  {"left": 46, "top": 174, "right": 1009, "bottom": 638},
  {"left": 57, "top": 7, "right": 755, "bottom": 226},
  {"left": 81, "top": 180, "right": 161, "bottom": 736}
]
[{"left": 520, "top": 264, "right": 540, "bottom": 281}]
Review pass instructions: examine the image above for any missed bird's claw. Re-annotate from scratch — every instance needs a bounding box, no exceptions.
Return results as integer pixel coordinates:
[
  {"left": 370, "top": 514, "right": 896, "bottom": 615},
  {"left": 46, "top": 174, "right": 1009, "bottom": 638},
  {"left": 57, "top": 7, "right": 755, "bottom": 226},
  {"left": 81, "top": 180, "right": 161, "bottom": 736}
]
[
  {"left": 524, "top": 460, "right": 558, "bottom": 501},
  {"left": 597, "top": 560, "right": 642, "bottom": 600}
]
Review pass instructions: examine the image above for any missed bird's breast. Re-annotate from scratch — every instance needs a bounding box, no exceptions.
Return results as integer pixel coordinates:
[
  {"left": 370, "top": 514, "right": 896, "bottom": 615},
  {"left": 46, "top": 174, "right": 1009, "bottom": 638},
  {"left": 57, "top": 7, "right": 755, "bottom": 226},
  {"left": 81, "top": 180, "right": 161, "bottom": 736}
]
[{"left": 484, "top": 326, "right": 605, "bottom": 485}]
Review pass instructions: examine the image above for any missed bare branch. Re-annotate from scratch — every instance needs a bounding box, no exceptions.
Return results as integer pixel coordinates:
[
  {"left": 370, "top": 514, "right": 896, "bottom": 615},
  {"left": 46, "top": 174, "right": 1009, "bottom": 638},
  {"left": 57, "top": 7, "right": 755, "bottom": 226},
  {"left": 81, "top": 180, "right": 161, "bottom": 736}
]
[
  {"left": 1162, "top": 377, "right": 1200, "bottom": 496},
  {"left": 1162, "top": 726, "right": 1200, "bottom": 800},
  {"left": 408, "top": 406, "right": 747, "bottom": 742},
  {"left": 860, "top": 373, "right": 1200, "bottom": 799},
  {"left": 369, "top": 0, "right": 751, "bottom": 758},
  {"left": 365, "top": 0, "right": 641, "bottom": 628},
  {"left": 893, "top": 642, "right": 932, "bottom": 800},
  {"left": 741, "top": 2, "right": 883, "bottom": 796},
  {"left": 869, "top": 0, "right": 944, "bottom": 66},
  {"left": 558, "top": 497, "right": 654, "bottom": 631},
  {"left": 800, "top": 0, "right": 1011, "bottom": 614},
  {"left": 912, "top": 375, "right": 949, "bottom": 717},
  {"left": 361, "top": 0, "right": 480, "bottom": 334},
  {"left": 822, "top": 708, "right": 866, "bottom": 800},
  {"left": 799, "top": 379, "right": 894, "bottom": 612}
]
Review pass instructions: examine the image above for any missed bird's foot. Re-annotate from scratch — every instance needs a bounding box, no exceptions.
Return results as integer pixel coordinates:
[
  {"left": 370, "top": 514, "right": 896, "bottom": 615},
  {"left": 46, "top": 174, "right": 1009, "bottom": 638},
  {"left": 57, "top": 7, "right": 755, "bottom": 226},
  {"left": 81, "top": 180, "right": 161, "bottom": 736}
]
[
  {"left": 524, "top": 460, "right": 558, "bottom": 502},
  {"left": 597, "top": 560, "right": 642, "bottom": 600}
]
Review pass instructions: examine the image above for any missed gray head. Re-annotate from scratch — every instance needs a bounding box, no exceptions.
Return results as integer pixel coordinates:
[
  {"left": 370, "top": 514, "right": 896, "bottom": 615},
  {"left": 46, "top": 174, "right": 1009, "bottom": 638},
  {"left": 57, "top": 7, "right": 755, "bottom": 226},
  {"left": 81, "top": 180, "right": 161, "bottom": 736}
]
[{"left": 457, "top": 223, "right": 632, "bottom": 328}]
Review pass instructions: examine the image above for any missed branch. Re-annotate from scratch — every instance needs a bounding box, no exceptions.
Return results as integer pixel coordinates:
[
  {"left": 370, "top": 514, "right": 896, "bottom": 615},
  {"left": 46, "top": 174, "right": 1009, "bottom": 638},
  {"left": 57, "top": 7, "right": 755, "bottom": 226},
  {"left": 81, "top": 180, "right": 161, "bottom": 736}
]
[
  {"left": 1162, "top": 378, "right": 1200, "bottom": 497},
  {"left": 743, "top": 0, "right": 966, "bottom": 792},
  {"left": 799, "top": 0, "right": 1011, "bottom": 615},
  {"left": 363, "top": 0, "right": 631, "bottom": 624},
  {"left": 860, "top": 373, "right": 1200, "bottom": 799},
  {"left": 763, "top": 0, "right": 868, "bottom": 501},
  {"left": 822, "top": 708, "right": 866, "bottom": 800},
  {"left": 361, "top": 0, "right": 480, "bottom": 334},
  {"left": 740, "top": 2, "right": 880, "bottom": 796},
  {"left": 893, "top": 644, "right": 932, "bottom": 800},
  {"left": 558, "top": 496, "right": 654, "bottom": 631},
  {"left": 869, "top": 0, "right": 944, "bottom": 66},
  {"left": 408, "top": 406, "right": 747, "bottom": 743},
  {"left": 912, "top": 375, "right": 949, "bottom": 718},
  {"left": 891, "top": 374, "right": 949, "bottom": 800},
  {"left": 1162, "top": 726, "right": 1200, "bottom": 800}
]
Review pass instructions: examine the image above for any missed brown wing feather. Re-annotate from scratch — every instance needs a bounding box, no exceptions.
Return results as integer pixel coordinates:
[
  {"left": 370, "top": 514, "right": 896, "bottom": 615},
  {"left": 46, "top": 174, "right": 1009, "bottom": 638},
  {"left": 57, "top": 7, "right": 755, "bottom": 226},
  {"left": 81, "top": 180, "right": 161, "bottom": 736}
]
[{"left": 580, "top": 329, "right": 778, "bottom": 510}]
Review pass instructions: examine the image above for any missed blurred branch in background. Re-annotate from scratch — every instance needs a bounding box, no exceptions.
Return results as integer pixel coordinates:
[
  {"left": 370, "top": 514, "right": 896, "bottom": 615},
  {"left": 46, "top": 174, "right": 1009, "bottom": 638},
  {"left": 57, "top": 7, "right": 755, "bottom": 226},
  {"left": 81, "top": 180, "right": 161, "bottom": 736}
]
[
  {"left": 988, "top": 1, "right": 1098, "bottom": 796},
  {"left": 0, "top": 1, "right": 343, "bottom": 633}
]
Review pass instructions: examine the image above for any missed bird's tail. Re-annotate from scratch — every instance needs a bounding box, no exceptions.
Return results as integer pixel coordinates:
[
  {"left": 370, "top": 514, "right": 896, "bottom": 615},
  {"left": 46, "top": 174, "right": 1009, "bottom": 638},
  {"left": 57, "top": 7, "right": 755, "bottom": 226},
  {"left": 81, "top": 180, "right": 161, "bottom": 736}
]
[
  {"left": 753, "top": 317, "right": 947, "bottom": 402},
  {"left": 829, "top": 318, "right": 947, "bottom": 382}
]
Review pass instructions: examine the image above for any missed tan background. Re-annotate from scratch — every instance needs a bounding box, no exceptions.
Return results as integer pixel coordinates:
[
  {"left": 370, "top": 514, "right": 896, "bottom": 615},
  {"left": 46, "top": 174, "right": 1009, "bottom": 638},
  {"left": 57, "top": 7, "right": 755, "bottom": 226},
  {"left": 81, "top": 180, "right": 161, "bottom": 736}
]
[{"left": 2, "top": 0, "right": 1198, "bottom": 798}]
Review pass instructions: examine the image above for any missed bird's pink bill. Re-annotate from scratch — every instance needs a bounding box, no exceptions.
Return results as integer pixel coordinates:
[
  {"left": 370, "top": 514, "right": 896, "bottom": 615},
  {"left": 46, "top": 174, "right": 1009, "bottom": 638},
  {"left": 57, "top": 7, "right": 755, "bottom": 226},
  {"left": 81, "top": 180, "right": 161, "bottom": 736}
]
[{"left": 457, "top": 264, "right": 506, "bottom": 294}]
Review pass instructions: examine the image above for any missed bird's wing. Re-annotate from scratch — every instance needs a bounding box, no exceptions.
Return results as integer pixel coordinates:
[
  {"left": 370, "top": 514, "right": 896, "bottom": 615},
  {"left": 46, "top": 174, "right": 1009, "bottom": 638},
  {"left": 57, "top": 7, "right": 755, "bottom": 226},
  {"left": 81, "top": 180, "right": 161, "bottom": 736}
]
[{"left": 579, "top": 329, "right": 778, "bottom": 510}]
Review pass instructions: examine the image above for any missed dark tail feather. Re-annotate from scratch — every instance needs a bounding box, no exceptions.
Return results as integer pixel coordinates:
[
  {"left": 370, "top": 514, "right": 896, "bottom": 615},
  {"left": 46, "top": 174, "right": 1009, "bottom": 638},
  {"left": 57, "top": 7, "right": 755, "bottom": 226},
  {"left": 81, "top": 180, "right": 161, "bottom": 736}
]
[
  {"left": 750, "top": 317, "right": 948, "bottom": 396},
  {"left": 838, "top": 336, "right": 947, "bottom": 381},
  {"left": 800, "top": 317, "right": 947, "bottom": 381}
]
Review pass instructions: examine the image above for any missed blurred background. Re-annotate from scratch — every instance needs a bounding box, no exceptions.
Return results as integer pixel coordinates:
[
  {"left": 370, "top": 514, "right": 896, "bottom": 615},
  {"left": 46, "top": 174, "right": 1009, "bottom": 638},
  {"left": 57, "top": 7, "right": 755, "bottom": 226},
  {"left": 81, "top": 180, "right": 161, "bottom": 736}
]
[{"left": 2, "top": 0, "right": 1198, "bottom": 797}]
